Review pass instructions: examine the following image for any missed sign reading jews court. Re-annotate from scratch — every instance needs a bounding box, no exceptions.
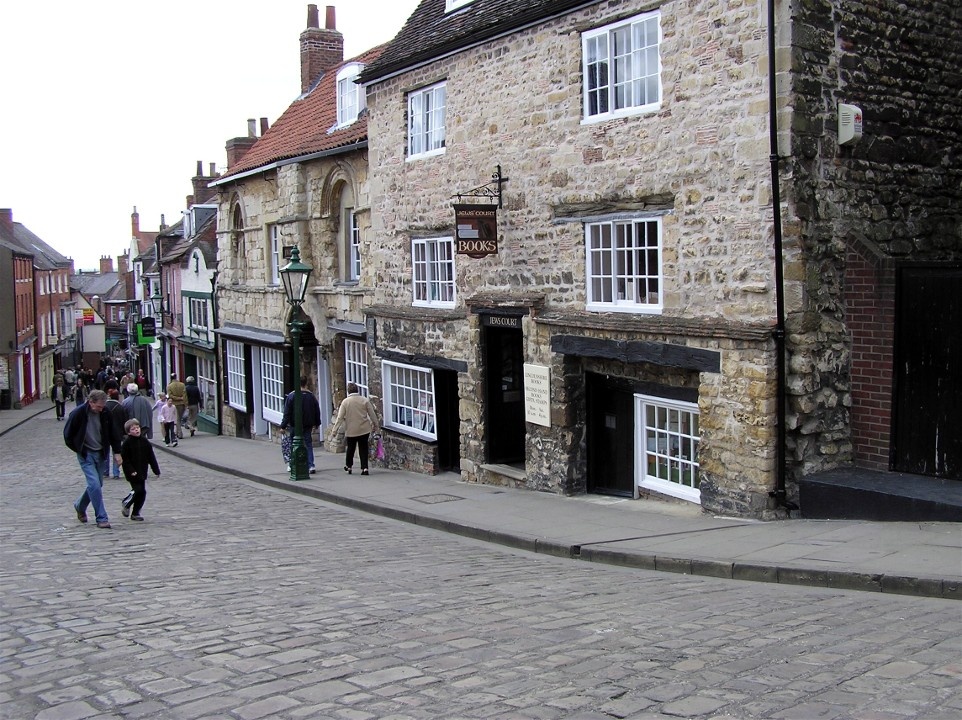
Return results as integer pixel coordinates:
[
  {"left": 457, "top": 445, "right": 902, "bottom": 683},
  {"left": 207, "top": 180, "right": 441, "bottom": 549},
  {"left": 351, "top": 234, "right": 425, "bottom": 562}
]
[{"left": 454, "top": 204, "right": 498, "bottom": 258}]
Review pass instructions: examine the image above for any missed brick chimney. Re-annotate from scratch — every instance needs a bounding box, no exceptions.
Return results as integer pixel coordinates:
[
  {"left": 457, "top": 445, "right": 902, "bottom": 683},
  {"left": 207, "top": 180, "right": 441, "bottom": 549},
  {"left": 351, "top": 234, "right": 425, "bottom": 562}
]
[
  {"left": 191, "top": 160, "right": 219, "bottom": 205},
  {"left": 131, "top": 206, "right": 140, "bottom": 239},
  {"left": 300, "top": 4, "right": 343, "bottom": 94},
  {"left": 0, "top": 208, "right": 13, "bottom": 237},
  {"left": 99, "top": 256, "right": 114, "bottom": 274},
  {"left": 117, "top": 252, "right": 128, "bottom": 277},
  {"left": 226, "top": 119, "right": 259, "bottom": 170}
]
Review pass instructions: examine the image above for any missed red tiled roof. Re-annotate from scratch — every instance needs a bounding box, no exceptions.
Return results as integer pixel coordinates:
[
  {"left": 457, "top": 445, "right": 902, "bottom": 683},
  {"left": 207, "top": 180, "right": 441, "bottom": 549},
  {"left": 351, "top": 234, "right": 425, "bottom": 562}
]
[{"left": 223, "top": 45, "right": 386, "bottom": 178}]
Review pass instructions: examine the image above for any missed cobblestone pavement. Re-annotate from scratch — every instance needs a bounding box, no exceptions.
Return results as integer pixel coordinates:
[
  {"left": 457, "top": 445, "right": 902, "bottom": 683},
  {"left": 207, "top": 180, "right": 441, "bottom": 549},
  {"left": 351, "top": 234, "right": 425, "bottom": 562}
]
[{"left": 2, "top": 417, "right": 961, "bottom": 720}]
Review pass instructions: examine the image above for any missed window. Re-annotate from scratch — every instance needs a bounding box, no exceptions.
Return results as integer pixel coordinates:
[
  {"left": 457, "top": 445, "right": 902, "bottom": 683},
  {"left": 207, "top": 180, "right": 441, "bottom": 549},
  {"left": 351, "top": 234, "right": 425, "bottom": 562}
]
[
  {"left": 260, "top": 347, "right": 285, "bottom": 423},
  {"left": 269, "top": 225, "right": 281, "bottom": 285},
  {"left": 583, "top": 10, "right": 661, "bottom": 120},
  {"left": 345, "top": 338, "right": 368, "bottom": 396},
  {"left": 336, "top": 63, "right": 366, "bottom": 127},
  {"left": 348, "top": 211, "right": 361, "bottom": 281},
  {"left": 197, "top": 356, "right": 217, "bottom": 418},
  {"left": 412, "top": 236, "right": 455, "bottom": 307},
  {"left": 226, "top": 340, "right": 247, "bottom": 410},
  {"left": 585, "top": 217, "right": 662, "bottom": 313},
  {"left": 189, "top": 298, "right": 209, "bottom": 330},
  {"left": 637, "top": 395, "right": 700, "bottom": 503},
  {"left": 383, "top": 361, "right": 436, "bottom": 440},
  {"left": 408, "top": 82, "right": 446, "bottom": 159},
  {"left": 445, "top": 0, "right": 475, "bottom": 11}
]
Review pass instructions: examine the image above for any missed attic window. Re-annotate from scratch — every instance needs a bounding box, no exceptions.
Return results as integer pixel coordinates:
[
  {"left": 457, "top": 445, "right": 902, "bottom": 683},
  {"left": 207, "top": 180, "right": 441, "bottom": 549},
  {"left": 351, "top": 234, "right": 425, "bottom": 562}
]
[
  {"left": 446, "top": 0, "right": 475, "bottom": 11},
  {"left": 336, "top": 63, "right": 366, "bottom": 128}
]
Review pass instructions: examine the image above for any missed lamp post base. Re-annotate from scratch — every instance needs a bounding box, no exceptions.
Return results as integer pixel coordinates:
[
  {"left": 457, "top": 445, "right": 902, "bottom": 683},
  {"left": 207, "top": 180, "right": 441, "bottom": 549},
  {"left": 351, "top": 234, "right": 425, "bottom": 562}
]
[{"left": 289, "top": 440, "right": 310, "bottom": 482}]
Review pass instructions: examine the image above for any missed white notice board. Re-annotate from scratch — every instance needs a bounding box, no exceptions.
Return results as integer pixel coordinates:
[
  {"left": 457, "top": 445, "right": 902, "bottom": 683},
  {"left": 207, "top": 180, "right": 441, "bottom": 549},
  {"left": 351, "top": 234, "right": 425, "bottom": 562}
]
[{"left": 523, "top": 363, "right": 551, "bottom": 427}]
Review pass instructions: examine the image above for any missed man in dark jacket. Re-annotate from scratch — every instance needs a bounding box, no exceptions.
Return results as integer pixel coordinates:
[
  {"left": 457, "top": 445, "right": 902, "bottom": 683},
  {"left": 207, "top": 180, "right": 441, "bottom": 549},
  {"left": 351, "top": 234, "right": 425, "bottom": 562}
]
[
  {"left": 184, "top": 376, "right": 202, "bottom": 436},
  {"left": 64, "top": 389, "right": 124, "bottom": 529},
  {"left": 281, "top": 378, "right": 322, "bottom": 474}
]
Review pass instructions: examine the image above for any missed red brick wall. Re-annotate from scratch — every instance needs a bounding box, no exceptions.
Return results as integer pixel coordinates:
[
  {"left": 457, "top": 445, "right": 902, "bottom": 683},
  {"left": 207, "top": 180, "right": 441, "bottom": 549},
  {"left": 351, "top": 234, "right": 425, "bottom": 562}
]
[{"left": 845, "top": 244, "right": 895, "bottom": 470}]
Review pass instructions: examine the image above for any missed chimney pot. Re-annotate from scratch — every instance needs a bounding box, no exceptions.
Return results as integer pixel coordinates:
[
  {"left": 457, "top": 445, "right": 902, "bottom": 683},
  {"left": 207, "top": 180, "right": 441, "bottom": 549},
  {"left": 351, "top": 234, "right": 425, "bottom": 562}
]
[
  {"left": 248, "top": 118, "right": 257, "bottom": 137},
  {"left": 209, "top": 162, "right": 216, "bottom": 176},
  {"left": 307, "top": 4, "right": 319, "bottom": 28},
  {"left": 260, "top": 117, "right": 270, "bottom": 135},
  {"left": 196, "top": 160, "right": 203, "bottom": 176},
  {"left": 325, "top": 5, "right": 336, "bottom": 30}
]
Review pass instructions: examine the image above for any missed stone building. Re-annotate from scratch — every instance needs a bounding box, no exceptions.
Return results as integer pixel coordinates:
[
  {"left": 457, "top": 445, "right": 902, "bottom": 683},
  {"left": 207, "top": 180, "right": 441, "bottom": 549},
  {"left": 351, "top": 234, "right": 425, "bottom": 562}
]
[
  {"left": 211, "top": 5, "right": 384, "bottom": 445},
  {"left": 355, "top": 0, "right": 960, "bottom": 518}
]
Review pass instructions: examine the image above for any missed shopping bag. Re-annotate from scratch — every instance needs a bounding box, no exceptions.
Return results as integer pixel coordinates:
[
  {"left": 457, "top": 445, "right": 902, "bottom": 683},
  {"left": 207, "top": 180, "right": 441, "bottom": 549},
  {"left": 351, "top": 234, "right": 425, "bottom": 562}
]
[
  {"left": 281, "top": 433, "right": 292, "bottom": 465},
  {"left": 375, "top": 438, "right": 385, "bottom": 461}
]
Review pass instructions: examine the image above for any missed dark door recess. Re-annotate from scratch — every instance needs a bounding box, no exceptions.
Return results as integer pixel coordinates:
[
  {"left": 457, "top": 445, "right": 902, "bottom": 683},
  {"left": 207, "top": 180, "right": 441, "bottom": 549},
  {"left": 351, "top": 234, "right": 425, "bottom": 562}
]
[
  {"left": 484, "top": 326, "right": 525, "bottom": 464},
  {"left": 893, "top": 266, "right": 961, "bottom": 480},
  {"left": 586, "top": 373, "right": 634, "bottom": 496}
]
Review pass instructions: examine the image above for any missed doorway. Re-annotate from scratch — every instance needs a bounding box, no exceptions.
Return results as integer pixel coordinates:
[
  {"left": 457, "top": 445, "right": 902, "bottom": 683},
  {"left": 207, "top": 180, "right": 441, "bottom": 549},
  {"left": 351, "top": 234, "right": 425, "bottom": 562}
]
[
  {"left": 434, "top": 369, "right": 461, "bottom": 471},
  {"left": 484, "top": 325, "right": 525, "bottom": 464},
  {"left": 586, "top": 373, "right": 635, "bottom": 496},
  {"left": 893, "top": 265, "right": 961, "bottom": 480}
]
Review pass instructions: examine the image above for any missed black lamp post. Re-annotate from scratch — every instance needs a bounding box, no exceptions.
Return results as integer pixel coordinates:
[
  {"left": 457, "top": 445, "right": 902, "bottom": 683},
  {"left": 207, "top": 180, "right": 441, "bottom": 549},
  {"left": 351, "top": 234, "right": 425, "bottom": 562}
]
[{"left": 279, "top": 246, "right": 313, "bottom": 482}]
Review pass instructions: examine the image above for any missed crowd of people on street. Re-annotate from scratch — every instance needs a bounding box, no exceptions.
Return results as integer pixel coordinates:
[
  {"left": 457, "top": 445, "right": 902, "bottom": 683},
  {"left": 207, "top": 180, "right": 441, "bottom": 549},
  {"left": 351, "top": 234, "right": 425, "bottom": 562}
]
[{"left": 58, "top": 359, "right": 384, "bottom": 529}]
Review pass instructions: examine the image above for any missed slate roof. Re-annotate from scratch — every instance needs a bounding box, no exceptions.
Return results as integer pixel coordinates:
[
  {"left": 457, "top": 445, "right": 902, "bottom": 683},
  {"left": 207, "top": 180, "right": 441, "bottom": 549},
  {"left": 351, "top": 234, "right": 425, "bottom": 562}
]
[
  {"left": 358, "top": 0, "right": 595, "bottom": 84},
  {"left": 220, "top": 44, "right": 386, "bottom": 179},
  {"left": 4, "top": 222, "right": 71, "bottom": 270}
]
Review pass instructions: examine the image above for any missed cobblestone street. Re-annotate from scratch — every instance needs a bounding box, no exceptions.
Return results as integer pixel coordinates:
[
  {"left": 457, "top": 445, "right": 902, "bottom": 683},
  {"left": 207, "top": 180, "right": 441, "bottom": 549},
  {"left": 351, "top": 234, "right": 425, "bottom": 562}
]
[{"left": 2, "top": 416, "right": 961, "bottom": 719}]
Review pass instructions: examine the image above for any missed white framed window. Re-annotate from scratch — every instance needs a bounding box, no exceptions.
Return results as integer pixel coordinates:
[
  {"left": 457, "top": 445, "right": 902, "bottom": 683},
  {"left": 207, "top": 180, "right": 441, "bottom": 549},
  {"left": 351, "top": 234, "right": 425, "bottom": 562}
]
[
  {"left": 260, "top": 346, "right": 285, "bottom": 424},
  {"left": 345, "top": 338, "right": 369, "bottom": 396},
  {"left": 408, "top": 82, "right": 446, "bottom": 159},
  {"left": 446, "top": 0, "right": 475, "bottom": 11},
  {"left": 583, "top": 10, "right": 661, "bottom": 121},
  {"left": 188, "top": 298, "right": 209, "bottom": 330},
  {"left": 383, "top": 360, "right": 436, "bottom": 440},
  {"left": 585, "top": 217, "right": 662, "bottom": 313},
  {"left": 412, "top": 236, "right": 455, "bottom": 307},
  {"left": 336, "top": 63, "right": 366, "bottom": 127},
  {"left": 197, "top": 356, "right": 217, "bottom": 418},
  {"left": 269, "top": 225, "right": 281, "bottom": 286},
  {"left": 226, "top": 340, "right": 247, "bottom": 410},
  {"left": 637, "top": 394, "right": 700, "bottom": 503},
  {"left": 348, "top": 211, "right": 361, "bottom": 281}
]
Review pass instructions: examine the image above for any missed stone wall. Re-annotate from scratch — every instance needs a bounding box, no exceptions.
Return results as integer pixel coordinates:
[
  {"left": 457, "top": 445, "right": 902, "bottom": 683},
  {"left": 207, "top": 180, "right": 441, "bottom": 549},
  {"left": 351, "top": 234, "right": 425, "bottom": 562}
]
[
  {"left": 364, "top": 0, "right": 789, "bottom": 516},
  {"left": 216, "top": 152, "right": 372, "bottom": 439},
  {"left": 367, "top": 0, "right": 777, "bottom": 323},
  {"left": 787, "top": 0, "right": 962, "bottom": 480}
]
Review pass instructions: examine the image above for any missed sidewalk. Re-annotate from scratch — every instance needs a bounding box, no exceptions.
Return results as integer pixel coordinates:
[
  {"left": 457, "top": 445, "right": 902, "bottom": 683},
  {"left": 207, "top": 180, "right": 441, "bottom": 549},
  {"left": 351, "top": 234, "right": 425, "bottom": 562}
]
[{"left": 5, "top": 402, "right": 960, "bottom": 599}]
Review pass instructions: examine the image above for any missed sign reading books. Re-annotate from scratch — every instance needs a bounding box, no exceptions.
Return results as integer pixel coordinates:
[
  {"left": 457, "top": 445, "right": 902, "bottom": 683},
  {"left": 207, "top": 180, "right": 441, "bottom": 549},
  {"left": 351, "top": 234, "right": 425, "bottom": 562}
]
[
  {"left": 455, "top": 204, "right": 498, "bottom": 258},
  {"left": 523, "top": 363, "right": 551, "bottom": 427}
]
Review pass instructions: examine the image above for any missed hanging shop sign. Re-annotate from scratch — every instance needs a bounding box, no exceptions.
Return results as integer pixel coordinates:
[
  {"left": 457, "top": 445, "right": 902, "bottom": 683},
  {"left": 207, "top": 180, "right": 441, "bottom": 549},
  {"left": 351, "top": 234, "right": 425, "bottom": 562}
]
[
  {"left": 451, "top": 165, "right": 509, "bottom": 259},
  {"left": 136, "top": 317, "right": 156, "bottom": 345},
  {"left": 455, "top": 204, "right": 498, "bottom": 258}
]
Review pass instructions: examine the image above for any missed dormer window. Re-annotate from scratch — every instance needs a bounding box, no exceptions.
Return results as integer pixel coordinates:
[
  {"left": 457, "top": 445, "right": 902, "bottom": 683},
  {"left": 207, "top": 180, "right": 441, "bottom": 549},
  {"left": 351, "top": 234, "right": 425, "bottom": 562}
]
[
  {"left": 336, "top": 63, "right": 366, "bottom": 128},
  {"left": 445, "top": 0, "right": 475, "bottom": 11}
]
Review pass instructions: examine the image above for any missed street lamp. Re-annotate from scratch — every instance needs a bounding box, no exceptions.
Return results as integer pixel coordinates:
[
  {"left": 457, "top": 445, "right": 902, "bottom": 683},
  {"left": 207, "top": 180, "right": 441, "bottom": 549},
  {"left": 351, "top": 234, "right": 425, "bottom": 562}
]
[{"left": 279, "top": 246, "right": 313, "bottom": 482}]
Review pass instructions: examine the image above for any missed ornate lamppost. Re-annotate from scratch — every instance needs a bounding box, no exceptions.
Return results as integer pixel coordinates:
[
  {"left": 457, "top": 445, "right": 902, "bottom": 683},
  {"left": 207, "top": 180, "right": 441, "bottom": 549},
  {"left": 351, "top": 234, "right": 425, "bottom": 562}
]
[{"left": 279, "top": 247, "right": 313, "bottom": 481}]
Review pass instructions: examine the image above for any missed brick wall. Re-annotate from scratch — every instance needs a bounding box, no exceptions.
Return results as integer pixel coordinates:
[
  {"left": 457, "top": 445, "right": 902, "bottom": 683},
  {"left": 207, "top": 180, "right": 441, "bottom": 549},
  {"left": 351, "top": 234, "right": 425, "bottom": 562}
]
[{"left": 845, "top": 243, "right": 895, "bottom": 470}]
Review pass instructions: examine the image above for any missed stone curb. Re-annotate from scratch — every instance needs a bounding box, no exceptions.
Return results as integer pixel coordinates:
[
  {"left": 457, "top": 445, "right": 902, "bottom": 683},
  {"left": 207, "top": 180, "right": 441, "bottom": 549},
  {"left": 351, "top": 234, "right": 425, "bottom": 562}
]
[{"left": 164, "top": 443, "right": 962, "bottom": 602}]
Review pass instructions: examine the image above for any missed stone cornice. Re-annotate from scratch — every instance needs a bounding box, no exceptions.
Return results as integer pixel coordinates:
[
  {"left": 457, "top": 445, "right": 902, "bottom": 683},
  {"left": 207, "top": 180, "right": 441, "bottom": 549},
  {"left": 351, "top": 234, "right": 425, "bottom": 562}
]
[
  {"left": 365, "top": 304, "right": 468, "bottom": 322},
  {"left": 536, "top": 310, "right": 774, "bottom": 342}
]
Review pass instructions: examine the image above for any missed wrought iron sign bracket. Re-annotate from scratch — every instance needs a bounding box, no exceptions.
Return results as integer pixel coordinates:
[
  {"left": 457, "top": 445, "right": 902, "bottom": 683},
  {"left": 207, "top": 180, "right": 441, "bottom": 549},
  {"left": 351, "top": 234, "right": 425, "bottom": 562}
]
[{"left": 452, "top": 165, "right": 509, "bottom": 209}]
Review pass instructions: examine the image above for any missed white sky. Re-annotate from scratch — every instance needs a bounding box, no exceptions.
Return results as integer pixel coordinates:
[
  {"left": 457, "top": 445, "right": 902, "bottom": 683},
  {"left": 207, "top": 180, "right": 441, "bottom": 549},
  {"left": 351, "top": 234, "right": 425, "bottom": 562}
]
[{"left": 0, "top": 0, "right": 421, "bottom": 271}]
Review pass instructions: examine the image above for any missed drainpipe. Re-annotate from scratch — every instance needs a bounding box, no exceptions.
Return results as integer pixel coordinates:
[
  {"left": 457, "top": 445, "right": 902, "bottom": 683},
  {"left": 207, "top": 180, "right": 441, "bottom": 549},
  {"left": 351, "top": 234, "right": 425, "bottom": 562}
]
[
  {"left": 211, "top": 269, "right": 223, "bottom": 436},
  {"left": 767, "top": 0, "right": 794, "bottom": 512}
]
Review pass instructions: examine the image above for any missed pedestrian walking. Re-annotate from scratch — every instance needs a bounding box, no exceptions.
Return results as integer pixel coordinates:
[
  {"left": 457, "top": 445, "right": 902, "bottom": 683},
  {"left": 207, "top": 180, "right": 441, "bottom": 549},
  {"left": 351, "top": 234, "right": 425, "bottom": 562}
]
[
  {"left": 73, "top": 378, "right": 88, "bottom": 407},
  {"left": 330, "top": 382, "right": 380, "bottom": 475},
  {"left": 281, "top": 378, "right": 322, "bottom": 473},
  {"left": 122, "top": 383, "right": 155, "bottom": 439},
  {"left": 51, "top": 375, "right": 69, "bottom": 420},
  {"left": 165, "top": 374, "right": 187, "bottom": 439},
  {"left": 63, "top": 389, "right": 124, "bottom": 529},
  {"left": 104, "top": 387, "right": 128, "bottom": 479},
  {"left": 158, "top": 396, "right": 178, "bottom": 447},
  {"left": 119, "top": 418, "right": 160, "bottom": 522},
  {"left": 135, "top": 369, "right": 151, "bottom": 396},
  {"left": 184, "top": 376, "right": 202, "bottom": 436}
]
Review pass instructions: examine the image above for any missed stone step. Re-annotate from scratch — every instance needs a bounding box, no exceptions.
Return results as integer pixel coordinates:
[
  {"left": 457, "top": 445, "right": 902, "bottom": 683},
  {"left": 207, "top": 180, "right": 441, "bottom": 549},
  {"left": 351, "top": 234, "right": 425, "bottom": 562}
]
[{"left": 798, "top": 467, "right": 962, "bottom": 522}]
